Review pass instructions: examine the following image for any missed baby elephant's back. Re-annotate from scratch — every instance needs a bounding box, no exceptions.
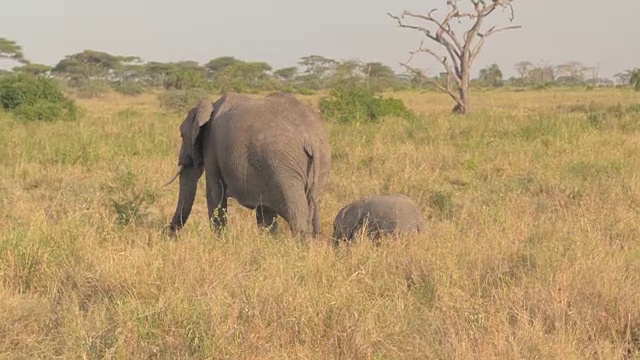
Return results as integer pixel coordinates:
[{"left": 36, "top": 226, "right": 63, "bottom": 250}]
[{"left": 362, "top": 195, "right": 424, "bottom": 234}]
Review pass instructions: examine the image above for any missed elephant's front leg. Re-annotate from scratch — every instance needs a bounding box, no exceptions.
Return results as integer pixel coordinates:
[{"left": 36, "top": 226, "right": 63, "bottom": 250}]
[
  {"left": 256, "top": 205, "right": 279, "bottom": 235},
  {"left": 206, "top": 177, "right": 227, "bottom": 235}
]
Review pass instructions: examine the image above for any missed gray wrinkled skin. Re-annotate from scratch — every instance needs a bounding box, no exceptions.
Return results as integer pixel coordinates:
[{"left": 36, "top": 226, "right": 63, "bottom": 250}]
[
  {"left": 332, "top": 194, "right": 424, "bottom": 244},
  {"left": 168, "top": 92, "right": 331, "bottom": 239}
]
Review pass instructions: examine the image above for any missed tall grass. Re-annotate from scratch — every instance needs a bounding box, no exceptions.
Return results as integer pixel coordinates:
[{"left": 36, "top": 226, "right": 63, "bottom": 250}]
[{"left": 1, "top": 89, "right": 640, "bottom": 358}]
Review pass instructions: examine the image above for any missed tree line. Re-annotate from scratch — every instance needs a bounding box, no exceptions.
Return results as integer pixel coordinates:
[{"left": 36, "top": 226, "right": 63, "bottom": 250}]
[{"left": 2, "top": 37, "right": 639, "bottom": 100}]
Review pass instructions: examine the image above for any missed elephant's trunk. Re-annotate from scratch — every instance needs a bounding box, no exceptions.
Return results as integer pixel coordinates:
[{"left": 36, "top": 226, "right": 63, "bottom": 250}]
[
  {"left": 169, "top": 165, "right": 203, "bottom": 232},
  {"left": 164, "top": 165, "right": 184, "bottom": 186}
]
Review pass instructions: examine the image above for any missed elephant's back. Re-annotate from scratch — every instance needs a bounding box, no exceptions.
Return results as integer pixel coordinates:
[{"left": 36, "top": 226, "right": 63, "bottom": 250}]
[
  {"left": 211, "top": 95, "right": 327, "bottom": 207},
  {"left": 361, "top": 195, "right": 424, "bottom": 232}
]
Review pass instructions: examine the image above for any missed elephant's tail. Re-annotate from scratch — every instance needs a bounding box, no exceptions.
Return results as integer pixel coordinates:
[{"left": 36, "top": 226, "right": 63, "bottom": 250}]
[{"left": 303, "top": 139, "right": 321, "bottom": 236}]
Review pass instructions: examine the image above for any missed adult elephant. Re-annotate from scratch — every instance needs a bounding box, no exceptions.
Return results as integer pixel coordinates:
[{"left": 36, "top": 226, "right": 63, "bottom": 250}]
[{"left": 165, "top": 92, "right": 331, "bottom": 238}]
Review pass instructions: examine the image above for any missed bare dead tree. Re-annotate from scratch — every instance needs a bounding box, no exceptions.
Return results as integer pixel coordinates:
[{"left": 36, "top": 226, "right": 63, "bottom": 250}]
[{"left": 388, "top": 0, "right": 521, "bottom": 114}]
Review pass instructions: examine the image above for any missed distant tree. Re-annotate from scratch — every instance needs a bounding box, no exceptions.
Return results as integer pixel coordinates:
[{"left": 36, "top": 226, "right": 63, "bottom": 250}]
[
  {"left": 514, "top": 61, "right": 533, "bottom": 81},
  {"left": 298, "top": 55, "right": 337, "bottom": 77},
  {"left": 205, "top": 56, "right": 243, "bottom": 74},
  {"left": 297, "top": 55, "right": 338, "bottom": 89},
  {"left": 528, "top": 62, "right": 555, "bottom": 87},
  {"left": 614, "top": 71, "right": 631, "bottom": 86},
  {"left": 502, "top": 76, "right": 520, "bottom": 87},
  {"left": 0, "top": 38, "right": 28, "bottom": 64},
  {"left": 113, "top": 56, "right": 145, "bottom": 81},
  {"left": 164, "top": 61, "right": 207, "bottom": 90},
  {"left": 630, "top": 68, "right": 640, "bottom": 91},
  {"left": 555, "top": 61, "right": 587, "bottom": 86},
  {"left": 365, "top": 62, "right": 396, "bottom": 79},
  {"left": 389, "top": 0, "right": 521, "bottom": 114},
  {"left": 214, "top": 61, "right": 273, "bottom": 92},
  {"left": 273, "top": 67, "right": 298, "bottom": 81},
  {"left": 478, "top": 63, "right": 503, "bottom": 87},
  {"left": 12, "top": 63, "right": 52, "bottom": 77},
  {"left": 237, "top": 61, "right": 273, "bottom": 88},
  {"left": 52, "top": 50, "right": 124, "bottom": 83},
  {"left": 364, "top": 62, "right": 398, "bottom": 91},
  {"left": 144, "top": 62, "right": 176, "bottom": 88},
  {"left": 330, "top": 59, "right": 365, "bottom": 86}
]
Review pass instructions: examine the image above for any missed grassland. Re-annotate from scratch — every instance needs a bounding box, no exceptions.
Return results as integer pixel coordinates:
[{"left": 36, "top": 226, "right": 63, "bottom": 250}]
[{"left": 1, "top": 88, "right": 640, "bottom": 359}]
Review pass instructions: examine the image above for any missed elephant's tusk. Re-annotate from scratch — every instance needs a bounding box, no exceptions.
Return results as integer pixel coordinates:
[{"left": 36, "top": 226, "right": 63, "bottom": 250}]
[{"left": 164, "top": 165, "right": 184, "bottom": 186}]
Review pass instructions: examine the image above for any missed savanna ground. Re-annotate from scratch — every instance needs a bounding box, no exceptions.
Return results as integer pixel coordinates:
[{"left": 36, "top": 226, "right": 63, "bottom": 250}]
[{"left": 1, "top": 88, "right": 640, "bottom": 359}]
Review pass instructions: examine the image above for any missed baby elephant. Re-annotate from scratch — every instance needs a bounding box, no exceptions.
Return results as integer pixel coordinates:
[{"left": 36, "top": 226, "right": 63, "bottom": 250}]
[{"left": 332, "top": 194, "right": 424, "bottom": 244}]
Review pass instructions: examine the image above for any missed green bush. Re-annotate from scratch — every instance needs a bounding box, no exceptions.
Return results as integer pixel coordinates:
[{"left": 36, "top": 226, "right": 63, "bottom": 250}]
[
  {"left": 319, "top": 85, "right": 416, "bottom": 124},
  {"left": 113, "top": 81, "right": 147, "bottom": 96},
  {"left": 12, "top": 100, "right": 77, "bottom": 122},
  {"left": 0, "top": 73, "right": 79, "bottom": 121},
  {"left": 158, "top": 88, "right": 211, "bottom": 112}
]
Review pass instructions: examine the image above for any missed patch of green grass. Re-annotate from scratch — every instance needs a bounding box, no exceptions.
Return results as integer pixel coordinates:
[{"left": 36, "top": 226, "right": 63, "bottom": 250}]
[
  {"left": 428, "top": 190, "right": 454, "bottom": 220},
  {"left": 564, "top": 159, "right": 624, "bottom": 182},
  {"left": 116, "top": 107, "right": 142, "bottom": 120}
]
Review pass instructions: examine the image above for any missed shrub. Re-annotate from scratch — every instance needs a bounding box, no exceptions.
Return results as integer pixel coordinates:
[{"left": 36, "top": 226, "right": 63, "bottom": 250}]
[
  {"left": 319, "top": 84, "right": 416, "bottom": 124},
  {"left": 158, "top": 88, "right": 211, "bottom": 112},
  {"left": 12, "top": 100, "right": 77, "bottom": 122},
  {"left": 0, "top": 73, "right": 79, "bottom": 121},
  {"left": 113, "top": 81, "right": 147, "bottom": 96},
  {"left": 158, "top": 89, "right": 210, "bottom": 112}
]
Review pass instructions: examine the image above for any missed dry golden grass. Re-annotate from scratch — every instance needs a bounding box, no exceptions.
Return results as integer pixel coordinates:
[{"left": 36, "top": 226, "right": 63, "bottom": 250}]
[{"left": 1, "top": 87, "right": 640, "bottom": 359}]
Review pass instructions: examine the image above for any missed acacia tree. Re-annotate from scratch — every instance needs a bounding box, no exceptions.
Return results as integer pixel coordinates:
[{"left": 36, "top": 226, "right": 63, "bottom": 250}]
[
  {"left": 388, "top": 0, "right": 520, "bottom": 114},
  {"left": 514, "top": 61, "right": 533, "bottom": 82},
  {"left": 0, "top": 38, "right": 28, "bottom": 64},
  {"left": 615, "top": 68, "right": 640, "bottom": 90}
]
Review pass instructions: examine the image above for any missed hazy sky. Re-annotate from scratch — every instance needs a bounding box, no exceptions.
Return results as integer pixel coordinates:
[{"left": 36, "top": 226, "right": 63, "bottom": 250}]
[{"left": 1, "top": 0, "right": 639, "bottom": 78}]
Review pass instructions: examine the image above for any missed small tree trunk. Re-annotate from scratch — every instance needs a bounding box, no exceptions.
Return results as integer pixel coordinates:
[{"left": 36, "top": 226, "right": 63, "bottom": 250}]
[
  {"left": 452, "top": 59, "right": 471, "bottom": 114},
  {"left": 452, "top": 90, "right": 470, "bottom": 114}
]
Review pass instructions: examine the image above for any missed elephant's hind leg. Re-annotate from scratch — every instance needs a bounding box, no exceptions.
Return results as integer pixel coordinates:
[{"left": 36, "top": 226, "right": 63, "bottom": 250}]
[
  {"left": 206, "top": 177, "right": 228, "bottom": 235},
  {"left": 256, "top": 205, "right": 279, "bottom": 234}
]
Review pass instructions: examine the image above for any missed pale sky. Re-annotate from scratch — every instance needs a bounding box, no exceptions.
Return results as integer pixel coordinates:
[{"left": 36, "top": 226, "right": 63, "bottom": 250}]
[{"left": 1, "top": 0, "right": 639, "bottom": 79}]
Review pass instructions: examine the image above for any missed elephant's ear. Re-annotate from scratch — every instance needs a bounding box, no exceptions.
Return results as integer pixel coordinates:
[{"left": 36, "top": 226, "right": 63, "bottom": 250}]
[{"left": 189, "top": 99, "right": 214, "bottom": 165}]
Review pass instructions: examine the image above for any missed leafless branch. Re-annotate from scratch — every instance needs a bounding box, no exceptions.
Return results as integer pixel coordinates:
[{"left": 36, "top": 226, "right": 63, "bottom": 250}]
[
  {"left": 392, "top": 10, "right": 464, "bottom": 55},
  {"left": 470, "top": 24, "right": 522, "bottom": 64},
  {"left": 403, "top": 62, "right": 462, "bottom": 105},
  {"left": 507, "top": 2, "right": 515, "bottom": 21},
  {"left": 417, "top": 47, "right": 462, "bottom": 87},
  {"left": 387, "top": 13, "right": 445, "bottom": 46},
  {"left": 399, "top": 42, "right": 463, "bottom": 104},
  {"left": 479, "top": 24, "right": 522, "bottom": 38}
]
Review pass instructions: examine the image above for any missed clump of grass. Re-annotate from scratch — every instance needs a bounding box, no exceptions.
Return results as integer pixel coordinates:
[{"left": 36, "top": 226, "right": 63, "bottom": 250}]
[
  {"left": 428, "top": 190, "right": 454, "bottom": 219},
  {"left": 105, "top": 169, "right": 157, "bottom": 227}
]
